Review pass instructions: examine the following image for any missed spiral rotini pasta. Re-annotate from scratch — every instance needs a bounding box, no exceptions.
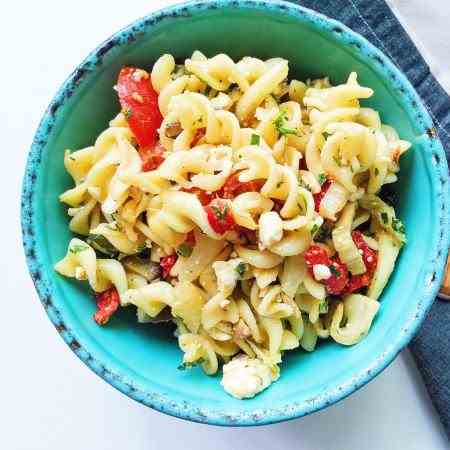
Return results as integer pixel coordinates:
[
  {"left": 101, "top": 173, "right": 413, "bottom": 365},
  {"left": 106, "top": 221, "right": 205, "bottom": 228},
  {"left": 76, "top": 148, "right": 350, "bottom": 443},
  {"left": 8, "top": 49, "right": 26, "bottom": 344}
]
[{"left": 55, "top": 51, "right": 409, "bottom": 400}]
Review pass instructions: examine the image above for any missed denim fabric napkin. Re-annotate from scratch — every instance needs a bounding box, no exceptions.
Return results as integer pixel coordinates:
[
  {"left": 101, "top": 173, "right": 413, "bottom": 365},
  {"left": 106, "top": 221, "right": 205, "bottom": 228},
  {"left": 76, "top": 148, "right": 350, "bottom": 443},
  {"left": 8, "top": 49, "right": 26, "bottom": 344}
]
[{"left": 289, "top": 0, "right": 450, "bottom": 438}]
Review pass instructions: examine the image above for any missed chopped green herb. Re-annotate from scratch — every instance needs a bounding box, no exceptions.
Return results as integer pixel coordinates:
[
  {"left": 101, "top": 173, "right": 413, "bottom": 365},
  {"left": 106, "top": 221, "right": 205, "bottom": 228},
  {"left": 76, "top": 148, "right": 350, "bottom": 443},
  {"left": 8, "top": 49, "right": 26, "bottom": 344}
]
[
  {"left": 392, "top": 218, "right": 406, "bottom": 234},
  {"left": 86, "top": 234, "right": 118, "bottom": 257},
  {"left": 203, "top": 85, "right": 212, "bottom": 97},
  {"left": 273, "top": 111, "right": 297, "bottom": 136},
  {"left": 176, "top": 243, "right": 193, "bottom": 258},
  {"left": 250, "top": 134, "right": 260, "bottom": 145},
  {"left": 177, "top": 358, "right": 205, "bottom": 371},
  {"left": 322, "top": 131, "right": 332, "bottom": 139},
  {"left": 374, "top": 167, "right": 379, "bottom": 176},
  {"left": 319, "top": 299, "right": 329, "bottom": 314},
  {"left": 122, "top": 108, "right": 133, "bottom": 120},
  {"left": 329, "top": 265, "right": 341, "bottom": 277},
  {"left": 276, "top": 181, "right": 284, "bottom": 189},
  {"left": 317, "top": 173, "right": 327, "bottom": 186},
  {"left": 137, "top": 243, "right": 147, "bottom": 253},
  {"left": 380, "top": 212, "right": 389, "bottom": 224},
  {"left": 235, "top": 262, "right": 247, "bottom": 279},
  {"left": 211, "top": 204, "right": 229, "bottom": 221},
  {"left": 70, "top": 244, "right": 88, "bottom": 254},
  {"left": 310, "top": 224, "right": 319, "bottom": 237},
  {"left": 69, "top": 156, "right": 76, "bottom": 161}
]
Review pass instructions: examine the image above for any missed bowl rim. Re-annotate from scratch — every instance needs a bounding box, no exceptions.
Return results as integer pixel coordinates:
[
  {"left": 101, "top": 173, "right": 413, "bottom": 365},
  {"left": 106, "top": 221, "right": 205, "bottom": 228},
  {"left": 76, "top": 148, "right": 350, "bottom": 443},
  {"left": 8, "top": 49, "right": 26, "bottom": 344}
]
[{"left": 21, "top": 0, "right": 450, "bottom": 426}]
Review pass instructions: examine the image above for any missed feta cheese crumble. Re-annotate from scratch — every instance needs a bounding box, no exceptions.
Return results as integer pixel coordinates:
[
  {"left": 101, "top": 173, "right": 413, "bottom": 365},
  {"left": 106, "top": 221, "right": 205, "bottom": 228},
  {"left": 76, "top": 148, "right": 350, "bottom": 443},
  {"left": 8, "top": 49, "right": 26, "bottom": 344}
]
[
  {"left": 221, "top": 354, "right": 279, "bottom": 399},
  {"left": 259, "top": 211, "right": 283, "bottom": 249},
  {"left": 213, "top": 258, "right": 244, "bottom": 297},
  {"left": 313, "top": 263, "right": 331, "bottom": 281}
]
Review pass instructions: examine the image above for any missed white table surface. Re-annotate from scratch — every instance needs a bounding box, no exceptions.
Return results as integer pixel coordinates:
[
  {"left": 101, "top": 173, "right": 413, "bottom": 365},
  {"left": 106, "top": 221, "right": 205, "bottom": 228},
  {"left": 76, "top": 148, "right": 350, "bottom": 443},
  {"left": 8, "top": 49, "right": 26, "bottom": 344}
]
[{"left": 1, "top": 1, "right": 449, "bottom": 449}]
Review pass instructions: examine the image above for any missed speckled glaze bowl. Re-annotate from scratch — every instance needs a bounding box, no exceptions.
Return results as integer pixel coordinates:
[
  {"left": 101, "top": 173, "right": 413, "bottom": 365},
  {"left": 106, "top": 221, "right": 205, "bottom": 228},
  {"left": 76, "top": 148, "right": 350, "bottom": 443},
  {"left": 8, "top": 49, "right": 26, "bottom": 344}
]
[{"left": 22, "top": 0, "right": 449, "bottom": 426}]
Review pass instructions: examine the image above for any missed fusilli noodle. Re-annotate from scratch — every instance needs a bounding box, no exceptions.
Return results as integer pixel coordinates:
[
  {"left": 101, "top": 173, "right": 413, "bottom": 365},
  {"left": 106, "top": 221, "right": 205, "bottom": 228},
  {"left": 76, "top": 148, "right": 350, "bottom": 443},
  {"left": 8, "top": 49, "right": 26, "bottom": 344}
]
[{"left": 55, "top": 51, "right": 409, "bottom": 400}]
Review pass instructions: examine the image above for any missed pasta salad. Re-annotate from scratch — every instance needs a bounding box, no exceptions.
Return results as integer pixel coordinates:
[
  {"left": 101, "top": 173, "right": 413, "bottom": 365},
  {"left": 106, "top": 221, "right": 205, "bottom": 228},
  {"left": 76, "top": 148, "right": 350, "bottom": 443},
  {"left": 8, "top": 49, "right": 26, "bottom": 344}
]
[{"left": 55, "top": 51, "right": 409, "bottom": 399}]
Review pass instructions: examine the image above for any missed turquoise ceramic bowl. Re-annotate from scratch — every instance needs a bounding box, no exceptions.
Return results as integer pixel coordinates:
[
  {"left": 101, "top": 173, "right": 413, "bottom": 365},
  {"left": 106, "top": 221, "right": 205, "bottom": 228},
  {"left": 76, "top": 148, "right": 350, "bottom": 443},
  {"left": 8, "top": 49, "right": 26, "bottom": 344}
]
[{"left": 22, "top": 0, "right": 449, "bottom": 426}]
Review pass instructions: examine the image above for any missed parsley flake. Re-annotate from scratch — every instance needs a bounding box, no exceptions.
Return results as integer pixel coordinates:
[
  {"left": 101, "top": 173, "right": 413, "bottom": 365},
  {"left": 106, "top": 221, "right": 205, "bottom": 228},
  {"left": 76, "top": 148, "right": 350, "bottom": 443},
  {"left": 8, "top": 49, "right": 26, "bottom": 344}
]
[
  {"left": 250, "top": 134, "right": 260, "bottom": 145},
  {"left": 176, "top": 243, "right": 193, "bottom": 258},
  {"left": 392, "top": 218, "right": 406, "bottom": 235},
  {"left": 374, "top": 167, "right": 379, "bottom": 176},
  {"left": 273, "top": 111, "right": 297, "bottom": 136},
  {"left": 329, "top": 265, "right": 341, "bottom": 277},
  {"left": 380, "top": 212, "right": 389, "bottom": 224},
  {"left": 137, "top": 243, "right": 147, "bottom": 253},
  {"left": 70, "top": 244, "right": 88, "bottom": 254},
  {"left": 319, "top": 299, "right": 329, "bottom": 314},
  {"left": 317, "top": 173, "right": 327, "bottom": 185},
  {"left": 86, "top": 235, "right": 118, "bottom": 257},
  {"left": 178, "top": 358, "right": 205, "bottom": 371},
  {"left": 310, "top": 224, "right": 319, "bottom": 237},
  {"left": 235, "top": 262, "right": 247, "bottom": 279},
  {"left": 211, "top": 203, "right": 229, "bottom": 221}
]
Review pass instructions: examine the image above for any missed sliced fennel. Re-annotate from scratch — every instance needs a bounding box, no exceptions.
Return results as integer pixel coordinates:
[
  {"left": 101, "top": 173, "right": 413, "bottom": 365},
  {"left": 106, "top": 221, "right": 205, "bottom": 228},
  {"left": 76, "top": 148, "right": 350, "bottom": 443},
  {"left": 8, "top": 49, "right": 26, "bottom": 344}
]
[
  {"left": 300, "top": 315, "right": 318, "bottom": 352},
  {"left": 330, "top": 294, "right": 379, "bottom": 345},
  {"left": 319, "top": 182, "right": 349, "bottom": 221},
  {"left": 332, "top": 202, "right": 366, "bottom": 275},
  {"left": 359, "top": 194, "right": 406, "bottom": 245},
  {"left": 367, "top": 232, "right": 400, "bottom": 300}
]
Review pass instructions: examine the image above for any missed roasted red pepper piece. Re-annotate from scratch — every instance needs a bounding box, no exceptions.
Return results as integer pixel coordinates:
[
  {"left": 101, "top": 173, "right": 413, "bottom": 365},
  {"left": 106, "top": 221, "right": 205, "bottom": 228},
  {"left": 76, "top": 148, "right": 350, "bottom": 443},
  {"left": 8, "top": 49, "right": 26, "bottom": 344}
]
[
  {"left": 117, "top": 67, "right": 165, "bottom": 171},
  {"left": 326, "top": 259, "right": 350, "bottom": 295},
  {"left": 117, "top": 67, "right": 162, "bottom": 148},
  {"left": 236, "top": 226, "right": 258, "bottom": 245},
  {"left": 94, "top": 287, "right": 120, "bottom": 325},
  {"left": 344, "top": 231, "right": 379, "bottom": 294},
  {"left": 204, "top": 198, "right": 235, "bottom": 234},
  {"left": 271, "top": 200, "right": 284, "bottom": 214},
  {"left": 218, "top": 173, "right": 264, "bottom": 199},
  {"left": 345, "top": 272, "right": 372, "bottom": 294},
  {"left": 191, "top": 127, "right": 206, "bottom": 147},
  {"left": 182, "top": 187, "right": 216, "bottom": 206},
  {"left": 160, "top": 255, "right": 178, "bottom": 279},
  {"left": 304, "top": 245, "right": 350, "bottom": 295},
  {"left": 304, "top": 245, "right": 330, "bottom": 267},
  {"left": 140, "top": 142, "right": 166, "bottom": 172},
  {"left": 185, "top": 231, "right": 196, "bottom": 246},
  {"left": 352, "top": 231, "right": 378, "bottom": 274}
]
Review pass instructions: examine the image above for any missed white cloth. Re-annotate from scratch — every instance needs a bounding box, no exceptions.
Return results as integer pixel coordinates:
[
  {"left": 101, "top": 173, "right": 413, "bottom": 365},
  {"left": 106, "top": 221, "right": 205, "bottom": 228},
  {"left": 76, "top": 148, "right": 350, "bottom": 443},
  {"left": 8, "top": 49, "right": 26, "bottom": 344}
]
[{"left": 388, "top": 0, "right": 450, "bottom": 92}]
